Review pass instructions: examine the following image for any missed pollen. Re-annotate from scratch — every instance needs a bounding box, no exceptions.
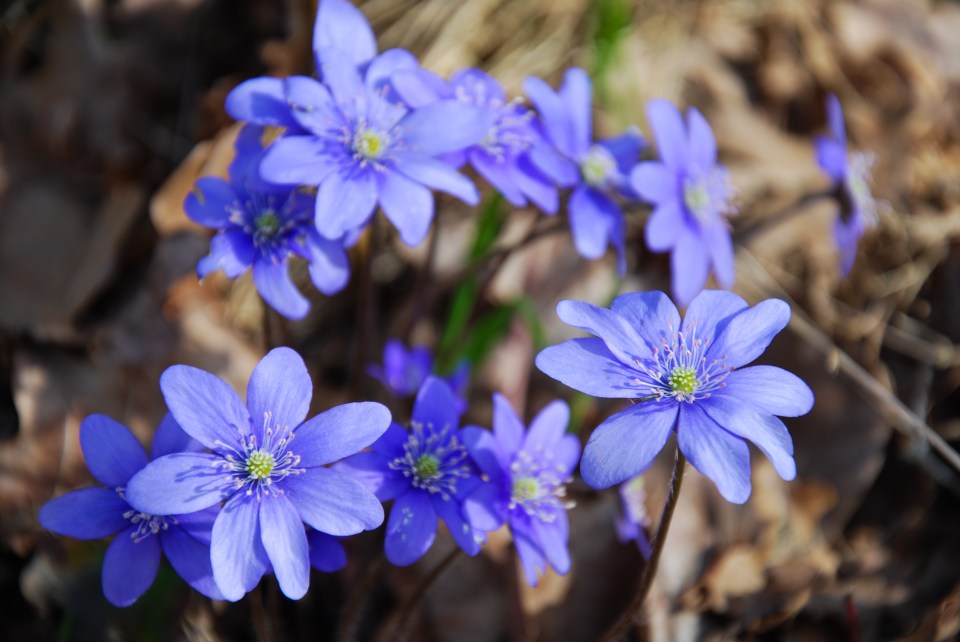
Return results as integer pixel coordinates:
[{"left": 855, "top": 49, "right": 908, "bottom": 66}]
[
  {"left": 254, "top": 211, "right": 281, "bottom": 239},
  {"left": 414, "top": 454, "right": 440, "bottom": 479},
  {"left": 354, "top": 129, "right": 386, "bottom": 159},
  {"left": 580, "top": 145, "right": 617, "bottom": 188},
  {"left": 511, "top": 477, "right": 541, "bottom": 502},
  {"left": 668, "top": 367, "right": 698, "bottom": 396},
  {"left": 245, "top": 450, "right": 276, "bottom": 480}
]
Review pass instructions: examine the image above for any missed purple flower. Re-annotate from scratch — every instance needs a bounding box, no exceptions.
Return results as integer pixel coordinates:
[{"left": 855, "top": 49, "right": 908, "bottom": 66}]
[
  {"left": 38, "top": 414, "right": 223, "bottom": 606},
  {"left": 523, "top": 68, "right": 644, "bottom": 272},
  {"left": 815, "top": 93, "right": 876, "bottom": 275},
  {"left": 185, "top": 125, "right": 350, "bottom": 320},
  {"left": 336, "top": 377, "right": 486, "bottom": 566},
  {"left": 614, "top": 474, "right": 651, "bottom": 558},
  {"left": 461, "top": 395, "right": 580, "bottom": 586},
  {"left": 366, "top": 340, "right": 471, "bottom": 410},
  {"left": 124, "top": 347, "right": 390, "bottom": 601},
  {"left": 630, "top": 100, "right": 736, "bottom": 306},
  {"left": 392, "top": 67, "right": 558, "bottom": 213},
  {"left": 307, "top": 531, "right": 347, "bottom": 572},
  {"left": 535, "top": 290, "right": 814, "bottom": 503}
]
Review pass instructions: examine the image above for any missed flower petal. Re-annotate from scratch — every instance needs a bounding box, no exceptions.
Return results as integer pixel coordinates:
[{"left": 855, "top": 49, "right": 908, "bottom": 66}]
[
  {"left": 80, "top": 415, "right": 148, "bottom": 488},
  {"left": 671, "top": 229, "right": 710, "bottom": 307},
  {"left": 531, "top": 514, "right": 570, "bottom": 575},
  {"left": 492, "top": 393, "right": 524, "bottom": 456},
  {"left": 225, "top": 77, "right": 300, "bottom": 129},
  {"left": 462, "top": 481, "right": 508, "bottom": 532},
  {"left": 317, "top": 47, "right": 366, "bottom": 111},
  {"left": 681, "top": 289, "right": 748, "bottom": 343},
  {"left": 260, "top": 495, "right": 310, "bottom": 599},
  {"left": 285, "top": 466, "right": 384, "bottom": 535},
  {"left": 284, "top": 76, "right": 343, "bottom": 136},
  {"left": 568, "top": 186, "right": 619, "bottom": 260},
  {"left": 630, "top": 162, "right": 678, "bottom": 206},
  {"left": 469, "top": 150, "right": 527, "bottom": 207},
  {"left": 535, "top": 338, "right": 642, "bottom": 399},
  {"left": 510, "top": 513, "right": 546, "bottom": 586},
  {"left": 313, "top": 0, "right": 377, "bottom": 68},
  {"left": 700, "top": 396, "right": 796, "bottom": 481},
  {"left": 677, "top": 404, "right": 751, "bottom": 503},
  {"left": 523, "top": 76, "right": 575, "bottom": 158},
  {"left": 125, "top": 453, "right": 234, "bottom": 516},
  {"left": 527, "top": 142, "right": 579, "bottom": 187},
  {"left": 599, "top": 127, "right": 645, "bottom": 176},
  {"left": 558, "top": 67, "right": 592, "bottom": 158},
  {"left": 714, "top": 365, "right": 814, "bottom": 418},
  {"left": 211, "top": 494, "right": 270, "bottom": 601},
  {"left": 333, "top": 451, "right": 406, "bottom": 501},
  {"left": 713, "top": 298, "right": 791, "bottom": 368},
  {"left": 462, "top": 425, "right": 506, "bottom": 481},
  {"left": 513, "top": 156, "right": 559, "bottom": 214},
  {"left": 315, "top": 169, "right": 379, "bottom": 240},
  {"left": 151, "top": 413, "right": 204, "bottom": 460},
  {"left": 252, "top": 260, "right": 309, "bottom": 321},
  {"left": 393, "top": 153, "right": 479, "bottom": 205},
  {"left": 197, "top": 229, "right": 254, "bottom": 279},
  {"left": 385, "top": 491, "right": 437, "bottom": 566},
  {"left": 826, "top": 93, "right": 846, "bottom": 142},
  {"left": 38, "top": 488, "right": 129, "bottom": 539},
  {"left": 399, "top": 100, "right": 492, "bottom": 156},
  {"left": 686, "top": 107, "right": 717, "bottom": 168},
  {"left": 172, "top": 506, "right": 219, "bottom": 546},
  {"left": 308, "top": 532, "right": 347, "bottom": 572},
  {"left": 524, "top": 400, "right": 571, "bottom": 454},
  {"left": 610, "top": 290, "right": 682, "bottom": 349},
  {"left": 646, "top": 99, "right": 688, "bottom": 171},
  {"left": 371, "top": 421, "right": 409, "bottom": 458},
  {"left": 184, "top": 178, "right": 237, "bottom": 228},
  {"left": 161, "top": 365, "right": 252, "bottom": 450},
  {"left": 365, "top": 48, "right": 418, "bottom": 94},
  {"left": 555, "top": 299, "right": 648, "bottom": 366},
  {"left": 703, "top": 222, "right": 735, "bottom": 289},
  {"left": 391, "top": 67, "right": 450, "bottom": 108},
  {"left": 246, "top": 347, "right": 312, "bottom": 439},
  {"left": 645, "top": 200, "right": 684, "bottom": 251},
  {"left": 260, "top": 135, "right": 339, "bottom": 186},
  {"left": 304, "top": 232, "right": 351, "bottom": 295},
  {"left": 580, "top": 402, "right": 678, "bottom": 489},
  {"left": 412, "top": 377, "right": 460, "bottom": 433},
  {"left": 378, "top": 169, "right": 434, "bottom": 246},
  {"left": 161, "top": 528, "right": 224, "bottom": 600},
  {"left": 432, "top": 494, "right": 483, "bottom": 556},
  {"left": 102, "top": 526, "right": 161, "bottom": 607},
  {"left": 815, "top": 136, "right": 847, "bottom": 182},
  {"left": 295, "top": 402, "right": 392, "bottom": 468}
]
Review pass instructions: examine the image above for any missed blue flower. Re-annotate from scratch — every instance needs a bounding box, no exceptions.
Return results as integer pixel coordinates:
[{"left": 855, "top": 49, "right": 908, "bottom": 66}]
[
  {"left": 535, "top": 290, "right": 814, "bottom": 503},
  {"left": 366, "top": 339, "right": 471, "bottom": 409},
  {"left": 38, "top": 414, "right": 223, "bottom": 606},
  {"left": 307, "top": 531, "right": 347, "bottom": 572},
  {"left": 335, "top": 377, "right": 486, "bottom": 566},
  {"left": 815, "top": 93, "right": 876, "bottom": 275},
  {"left": 124, "top": 347, "right": 391, "bottom": 601},
  {"left": 630, "top": 100, "right": 736, "bottom": 306},
  {"left": 614, "top": 474, "right": 651, "bottom": 558},
  {"left": 461, "top": 395, "right": 580, "bottom": 586},
  {"left": 392, "top": 67, "right": 558, "bottom": 213},
  {"left": 185, "top": 125, "right": 350, "bottom": 320},
  {"left": 523, "top": 68, "right": 644, "bottom": 272}
]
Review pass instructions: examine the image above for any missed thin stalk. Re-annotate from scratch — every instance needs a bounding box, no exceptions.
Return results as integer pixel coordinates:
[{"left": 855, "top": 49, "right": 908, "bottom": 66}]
[
  {"left": 393, "top": 547, "right": 462, "bottom": 641},
  {"left": 401, "top": 213, "right": 441, "bottom": 342},
  {"left": 600, "top": 448, "right": 687, "bottom": 642},
  {"left": 734, "top": 190, "right": 834, "bottom": 245},
  {"left": 337, "top": 552, "right": 388, "bottom": 642},
  {"left": 250, "top": 584, "right": 272, "bottom": 642}
]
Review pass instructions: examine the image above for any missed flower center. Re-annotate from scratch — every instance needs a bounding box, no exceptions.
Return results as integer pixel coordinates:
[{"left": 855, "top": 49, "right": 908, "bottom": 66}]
[
  {"left": 118, "top": 493, "right": 176, "bottom": 544},
  {"left": 844, "top": 151, "right": 877, "bottom": 226},
  {"left": 414, "top": 454, "right": 440, "bottom": 479},
  {"left": 682, "top": 168, "right": 736, "bottom": 224},
  {"left": 580, "top": 145, "right": 617, "bottom": 188},
  {"left": 388, "top": 421, "right": 471, "bottom": 500},
  {"left": 354, "top": 128, "right": 387, "bottom": 159},
  {"left": 255, "top": 211, "right": 281, "bottom": 239},
  {"left": 507, "top": 450, "right": 571, "bottom": 522},
  {"left": 511, "top": 476, "right": 541, "bottom": 502},
  {"left": 668, "top": 367, "right": 698, "bottom": 396},
  {"left": 246, "top": 449, "right": 276, "bottom": 480}
]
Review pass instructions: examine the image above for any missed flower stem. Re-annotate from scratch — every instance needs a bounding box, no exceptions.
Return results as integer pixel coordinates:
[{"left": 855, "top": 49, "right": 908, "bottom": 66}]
[
  {"left": 393, "top": 547, "right": 462, "bottom": 641},
  {"left": 599, "top": 448, "right": 687, "bottom": 642},
  {"left": 337, "top": 551, "right": 387, "bottom": 642}
]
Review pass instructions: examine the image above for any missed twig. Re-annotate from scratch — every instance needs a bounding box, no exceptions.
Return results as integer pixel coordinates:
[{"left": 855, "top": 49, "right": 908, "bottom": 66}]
[
  {"left": 400, "top": 213, "right": 441, "bottom": 342},
  {"left": 250, "top": 585, "right": 272, "bottom": 642},
  {"left": 600, "top": 448, "right": 687, "bottom": 642},
  {"left": 337, "top": 552, "right": 388, "bottom": 642},
  {"left": 393, "top": 547, "right": 462, "bottom": 642},
  {"left": 734, "top": 189, "right": 834, "bottom": 246}
]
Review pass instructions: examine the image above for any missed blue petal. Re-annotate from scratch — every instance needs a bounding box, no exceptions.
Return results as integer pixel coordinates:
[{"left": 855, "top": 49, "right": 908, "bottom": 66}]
[
  {"left": 371, "top": 421, "right": 410, "bottom": 458},
  {"left": 211, "top": 494, "right": 270, "bottom": 601},
  {"left": 826, "top": 93, "right": 846, "bottom": 142},
  {"left": 645, "top": 199, "right": 684, "bottom": 250},
  {"left": 492, "top": 393, "right": 524, "bottom": 457},
  {"left": 599, "top": 126, "right": 645, "bottom": 176},
  {"left": 225, "top": 77, "right": 301, "bottom": 129},
  {"left": 523, "top": 76, "right": 575, "bottom": 158},
  {"left": 686, "top": 107, "right": 717, "bottom": 168},
  {"left": 308, "top": 531, "right": 347, "bottom": 572},
  {"left": 523, "top": 399, "right": 570, "bottom": 454},
  {"left": 711, "top": 298, "right": 791, "bottom": 368},
  {"left": 469, "top": 150, "right": 527, "bottom": 207},
  {"left": 284, "top": 466, "right": 384, "bottom": 535},
  {"left": 580, "top": 402, "right": 678, "bottom": 489},
  {"left": 364, "top": 48, "right": 419, "bottom": 96},
  {"left": 172, "top": 506, "right": 219, "bottom": 546},
  {"left": 568, "top": 186, "right": 619, "bottom": 260},
  {"left": 333, "top": 451, "right": 407, "bottom": 501},
  {"left": 385, "top": 491, "right": 437, "bottom": 566},
  {"left": 260, "top": 495, "right": 310, "bottom": 599},
  {"left": 378, "top": 170, "right": 434, "bottom": 246},
  {"left": 125, "top": 453, "right": 234, "bottom": 516},
  {"left": 80, "top": 415, "right": 148, "bottom": 488},
  {"left": 252, "top": 260, "right": 310, "bottom": 321},
  {"left": 462, "top": 425, "right": 507, "bottom": 481},
  {"left": 677, "top": 404, "right": 751, "bottom": 504},
  {"left": 714, "top": 365, "right": 814, "bottom": 418},
  {"left": 462, "top": 481, "right": 508, "bottom": 532},
  {"left": 184, "top": 178, "right": 237, "bottom": 229},
  {"left": 317, "top": 47, "right": 367, "bottom": 112},
  {"left": 703, "top": 222, "right": 735, "bottom": 289},
  {"left": 610, "top": 290, "right": 682, "bottom": 350},
  {"left": 681, "top": 289, "right": 748, "bottom": 342},
  {"left": 527, "top": 142, "right": 579, "bottom": 187},
  {"left": 393, "top": 153, "right": 479, "bottom": 205},
  {"left": 815, "top": 136, "right": 847, "bottom": 182},
  {"left": 630, "top": 162, "right": 678, "bottom": 206},
  {"left": 510, "top": 513, "right": 546, "bottom": 586},
  {"left": 246, "top": 347, "right": 312, "bottom": 440},
  {"left": 700, "top": 396, "right": 796, "bottom": 481},
  {"left": 260, "top": 135, "right": 340, "bottom": 186},
  {"left": 197, "top": 229, "right": 254, "bottom": 279},
  {"left": 151, "top": 413, "right": 204, "bottom": 460},
  {"left": 295, "top": 402, "right": 391, "bottom": 468},
  {"left": 671, "top": 229, "right": 710, "bottom": 306},
  {"left": 432, "top": 494, "right": 483, "bottom": 556},
  {"left": 38, "top": 488, "right": 129, "bottom": 539},
  {"left": 531, "top": 514, "right": 570, "bottom": 575},
  {"left": 304, "top": 231, "right": 351, "bottom": 295},
  {"left": 315, "top": 169, "right": 379, "bottom": 240},
  {"left": 412, "top": 377, "right": 460, "bottom": 433},
  {"left": 646, "top": 99, "right": 688, "bottom": 171},
  {"left": 535, "top": 338, "right": 644, "bottom": 399},
  {"left": 391, "top": 67, "right": 450, "bottom": 108},
  {"left": 102, "top": 526, "right": 161, "bottom": 607},
  {"left": 558, "top": 68, "right": 592, "bottom": 158},
  {"left": 555, "top": 299, "right": 649, "bottom": 366},
  {"left": 313, "top": 0, "right": 377, "bottom": 68},
  {"left": 513, "top": 156, "right": 559, "bottom": 214},
  {"left": 161, "top": 527, "right": 224, "bottom": 600},
  {"left": 284, "top": 76, "right": 343, "bottom": 137},
  {"left": 160, "top": 364, "right": 252, "bottom": 450}
]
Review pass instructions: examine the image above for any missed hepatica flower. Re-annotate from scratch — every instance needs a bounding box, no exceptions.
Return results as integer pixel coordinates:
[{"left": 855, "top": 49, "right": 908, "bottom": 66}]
[
  {"left": 393, "top": 66, "right": 558, "bottom": 213},
  {"left": 523, "top": 68, "right": 644, "bottom": 272},
  {"left": 38, "top": 414, "right": 222, "bottom": 606},
  {"left": 125, "top": 348, "right": 390, "bottom": 601},
  {"left": 185, "top": 125, "right": 350, "bottom": 320},
  {"left": 630, "top": 100, "right": 737, "bottom": 305},
  {"left": 366, "top": 339, "right": 471, "bottom": 410},
  {"left": 536, "top": 290, "right": 814, "bottom": 503},
  {"left": 815, "top": 93, "right": 877, "bottom": 275},
  {"left": 336, "top": 377, "right": 485, "bottom": 566},
  {"left": 462, "top": 395, "right": 580, "bottom": 586},
  {"left": 615, "top": 474, "right": 652, "bottom": 559}
]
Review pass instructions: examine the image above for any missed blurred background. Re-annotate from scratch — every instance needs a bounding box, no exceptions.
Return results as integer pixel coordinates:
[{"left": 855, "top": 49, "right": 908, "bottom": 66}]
[{"left": 3, "top": 0, "right": 960, "bottom": 640}]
